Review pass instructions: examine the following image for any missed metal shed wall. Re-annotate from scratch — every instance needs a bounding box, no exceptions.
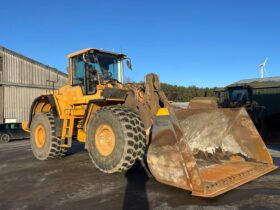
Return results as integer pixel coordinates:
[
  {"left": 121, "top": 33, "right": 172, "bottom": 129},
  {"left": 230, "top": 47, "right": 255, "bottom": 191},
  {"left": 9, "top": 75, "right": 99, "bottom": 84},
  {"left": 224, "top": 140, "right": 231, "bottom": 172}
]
[
  {"left": 3, "top": 86, "right": 51, "bottom": 122},
  {"left": 0, "top": 47, "right": 67, "bottom": 88},
  {"left": 0, "top": 56, "right": 3, "bottom": 83},
  {"left": 0, "top": 46, "right": 68, "bottom": 123},
  {"left": 0, "top": 85, "right": 3, "bottom": 123}
]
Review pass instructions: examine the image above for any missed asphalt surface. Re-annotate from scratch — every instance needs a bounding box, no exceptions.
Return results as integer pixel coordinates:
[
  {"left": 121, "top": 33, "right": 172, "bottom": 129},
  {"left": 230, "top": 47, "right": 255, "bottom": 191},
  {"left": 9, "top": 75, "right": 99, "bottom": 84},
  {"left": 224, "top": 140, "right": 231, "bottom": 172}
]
[{"left": 0, "top": 140, "right": 279, "bottom": 210}]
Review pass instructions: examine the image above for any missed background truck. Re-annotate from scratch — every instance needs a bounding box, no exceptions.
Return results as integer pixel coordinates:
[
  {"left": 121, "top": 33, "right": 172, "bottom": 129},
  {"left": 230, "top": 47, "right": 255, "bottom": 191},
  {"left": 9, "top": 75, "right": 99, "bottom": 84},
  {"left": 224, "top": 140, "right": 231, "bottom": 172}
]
[{"left": 216, "top": 77, "right": 280, "bottom": 142}]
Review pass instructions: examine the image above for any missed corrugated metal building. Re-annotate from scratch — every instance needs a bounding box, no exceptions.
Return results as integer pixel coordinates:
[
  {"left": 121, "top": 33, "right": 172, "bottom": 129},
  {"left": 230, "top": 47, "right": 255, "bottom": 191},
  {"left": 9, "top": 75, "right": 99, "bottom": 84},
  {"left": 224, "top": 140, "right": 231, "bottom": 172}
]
[{"left": 0, "top": 46, "right": 68, "bottom": 123}]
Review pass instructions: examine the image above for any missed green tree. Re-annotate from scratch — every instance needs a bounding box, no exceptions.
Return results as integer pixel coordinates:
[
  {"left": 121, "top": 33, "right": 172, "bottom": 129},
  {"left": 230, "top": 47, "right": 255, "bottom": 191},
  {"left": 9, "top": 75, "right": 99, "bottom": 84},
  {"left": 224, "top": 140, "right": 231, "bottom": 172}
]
[{"left": 161, "top": 83, "right": 218, "bottom": 102}]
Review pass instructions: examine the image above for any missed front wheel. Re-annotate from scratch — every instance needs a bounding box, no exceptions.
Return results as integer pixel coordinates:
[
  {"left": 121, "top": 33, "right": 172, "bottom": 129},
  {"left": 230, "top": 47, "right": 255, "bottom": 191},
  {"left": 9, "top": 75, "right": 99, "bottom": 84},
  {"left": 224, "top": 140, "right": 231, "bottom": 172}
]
[
  {"left": 87, "top": 106, "right": 146, "bottom": 173},
  {"left": 30, "top": 112, "right": 67, "bottom": 160}
]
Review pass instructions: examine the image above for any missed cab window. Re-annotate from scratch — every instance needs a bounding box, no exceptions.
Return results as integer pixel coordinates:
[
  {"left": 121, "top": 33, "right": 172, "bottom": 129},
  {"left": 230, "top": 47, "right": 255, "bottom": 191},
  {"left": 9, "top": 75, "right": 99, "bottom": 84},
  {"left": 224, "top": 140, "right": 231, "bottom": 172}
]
[
  {"left": 10, "top": 123, "right": 20, "bottom": 129},
  {"left": 72, "top": 55, "right": 85, "bottom": 86}
]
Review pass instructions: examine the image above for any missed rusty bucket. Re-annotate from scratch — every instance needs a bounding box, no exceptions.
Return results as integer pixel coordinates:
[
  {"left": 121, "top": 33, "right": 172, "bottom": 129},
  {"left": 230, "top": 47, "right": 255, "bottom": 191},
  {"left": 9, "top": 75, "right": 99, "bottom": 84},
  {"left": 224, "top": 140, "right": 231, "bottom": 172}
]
[{"left": 147, "top": 107, "right": 277, "bottom": 197}]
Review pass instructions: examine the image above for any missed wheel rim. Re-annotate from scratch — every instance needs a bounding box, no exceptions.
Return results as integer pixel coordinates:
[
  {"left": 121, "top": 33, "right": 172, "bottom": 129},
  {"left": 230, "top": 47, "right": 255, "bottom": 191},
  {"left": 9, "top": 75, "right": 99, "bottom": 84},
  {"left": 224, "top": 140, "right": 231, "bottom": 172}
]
[
  {"left": 1, "top": 134, "right": 10, "bottom": 142},
  {"left": 35, "top": 125, "right": 46, "bottom": 148},
  {"left": 95, "top": 124, "right": 116, "bottom": 156}
]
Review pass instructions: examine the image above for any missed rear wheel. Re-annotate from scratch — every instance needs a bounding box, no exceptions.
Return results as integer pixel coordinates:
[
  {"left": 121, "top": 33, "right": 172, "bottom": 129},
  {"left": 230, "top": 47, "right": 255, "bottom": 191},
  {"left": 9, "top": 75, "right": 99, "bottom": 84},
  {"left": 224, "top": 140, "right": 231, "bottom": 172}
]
[
  {"left": 30, "top": 112, "right": 67, "bottom": 160},
  {"left": 87, "top": 106, "right": 146, "bottom": 173},
  {"left": 0, "top": 133, "right": 11, "bottom": 143}
]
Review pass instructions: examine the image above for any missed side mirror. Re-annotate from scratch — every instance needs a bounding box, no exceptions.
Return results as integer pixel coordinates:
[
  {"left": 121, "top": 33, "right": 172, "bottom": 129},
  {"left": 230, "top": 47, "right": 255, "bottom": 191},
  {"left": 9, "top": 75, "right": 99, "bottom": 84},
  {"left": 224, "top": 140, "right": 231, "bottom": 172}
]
[{"left": 126, "top": 59, "right": 132, "bottom": 70}]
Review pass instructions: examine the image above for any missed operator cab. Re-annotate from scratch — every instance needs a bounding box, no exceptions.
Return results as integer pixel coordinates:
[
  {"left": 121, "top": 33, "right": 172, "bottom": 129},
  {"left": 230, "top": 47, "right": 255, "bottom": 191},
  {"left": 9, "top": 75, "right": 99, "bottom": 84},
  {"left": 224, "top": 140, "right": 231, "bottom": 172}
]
[
  {"left": 227, "top": 85, "right": 252, "bottom": 107},
  {"left": 68, "top": 48, "right": 131, "bottom": 95}
]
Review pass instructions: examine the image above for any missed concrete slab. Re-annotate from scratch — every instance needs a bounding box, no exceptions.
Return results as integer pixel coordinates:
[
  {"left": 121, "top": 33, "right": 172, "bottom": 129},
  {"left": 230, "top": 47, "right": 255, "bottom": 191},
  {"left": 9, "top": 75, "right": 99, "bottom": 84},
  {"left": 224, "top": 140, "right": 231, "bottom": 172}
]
[{"left": 0, "top": 140, "right": 279, "bottom": 210}]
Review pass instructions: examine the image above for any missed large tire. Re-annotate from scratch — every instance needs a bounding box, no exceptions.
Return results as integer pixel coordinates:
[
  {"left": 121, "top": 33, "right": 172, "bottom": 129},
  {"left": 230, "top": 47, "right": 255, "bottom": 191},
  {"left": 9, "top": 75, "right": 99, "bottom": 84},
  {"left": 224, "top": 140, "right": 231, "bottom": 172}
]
[
  {"left": 87, "top": 106, "right": 146, "bottom": 173},
  {"left": 127, "top": 110, "right": 146, "bottom": 160},
  {"left": 30, "top": 112, "right": 67, "bottom": 160},
  {"left": 0, "top": 133, "right": 11, "bottom": 143}
]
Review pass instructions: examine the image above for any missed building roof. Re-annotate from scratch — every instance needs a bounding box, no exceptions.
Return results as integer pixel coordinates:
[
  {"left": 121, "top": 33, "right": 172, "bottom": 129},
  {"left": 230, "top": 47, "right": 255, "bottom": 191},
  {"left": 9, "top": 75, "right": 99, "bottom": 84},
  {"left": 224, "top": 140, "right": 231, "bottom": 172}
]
[
  {"left": 0, "top": 46, "right": 67, "bottom": 77},
  {"left": 227, "top": 76, "right": 280, "bottom": 89},
  {"left": 235, "top": 77, "right": 280, "bottom": 84}
]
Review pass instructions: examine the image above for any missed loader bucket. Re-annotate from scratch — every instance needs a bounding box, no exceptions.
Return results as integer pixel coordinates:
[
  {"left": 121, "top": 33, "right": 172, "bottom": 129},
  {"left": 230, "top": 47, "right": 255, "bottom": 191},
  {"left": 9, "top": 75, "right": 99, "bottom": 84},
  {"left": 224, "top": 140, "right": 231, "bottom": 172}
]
[{"left": 147, "top": 107, "right": 277, "bottom": 197}]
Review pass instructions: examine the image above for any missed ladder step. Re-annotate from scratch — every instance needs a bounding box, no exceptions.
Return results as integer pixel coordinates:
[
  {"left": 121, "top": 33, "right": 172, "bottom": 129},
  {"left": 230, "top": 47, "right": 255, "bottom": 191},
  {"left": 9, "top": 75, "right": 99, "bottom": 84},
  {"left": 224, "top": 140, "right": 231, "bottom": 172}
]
[{"left": 61, "top": 117, "right": 74, "bottom": 148}]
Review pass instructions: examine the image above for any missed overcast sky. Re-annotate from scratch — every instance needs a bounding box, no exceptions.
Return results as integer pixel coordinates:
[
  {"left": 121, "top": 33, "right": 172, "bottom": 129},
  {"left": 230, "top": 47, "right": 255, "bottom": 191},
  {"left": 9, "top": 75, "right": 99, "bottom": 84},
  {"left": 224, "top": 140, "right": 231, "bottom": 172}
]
[{"left": 1, "top": 0, "right": 280, "bottom": 87}]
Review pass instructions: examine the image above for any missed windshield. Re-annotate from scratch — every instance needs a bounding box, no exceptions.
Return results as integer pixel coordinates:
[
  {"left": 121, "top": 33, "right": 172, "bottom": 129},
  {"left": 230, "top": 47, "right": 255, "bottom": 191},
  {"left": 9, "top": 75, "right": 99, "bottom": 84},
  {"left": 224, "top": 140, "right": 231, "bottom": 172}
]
[
  {"left": 229, "top": 88, "right": 249, "bottom": 102},
  {"left": 87, "top": 53, "right": 121, "bottom": 82},
  {"left": 72, "top": 52, "right": 124, "bottom": 94}
]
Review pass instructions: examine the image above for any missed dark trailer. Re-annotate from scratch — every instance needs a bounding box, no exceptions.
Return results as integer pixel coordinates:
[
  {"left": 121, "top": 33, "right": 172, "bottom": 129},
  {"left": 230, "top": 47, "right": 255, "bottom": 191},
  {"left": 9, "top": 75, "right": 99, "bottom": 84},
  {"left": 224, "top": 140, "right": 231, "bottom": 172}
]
[{"left": 217, "top": 77, "right": 280, "bottom": 142}]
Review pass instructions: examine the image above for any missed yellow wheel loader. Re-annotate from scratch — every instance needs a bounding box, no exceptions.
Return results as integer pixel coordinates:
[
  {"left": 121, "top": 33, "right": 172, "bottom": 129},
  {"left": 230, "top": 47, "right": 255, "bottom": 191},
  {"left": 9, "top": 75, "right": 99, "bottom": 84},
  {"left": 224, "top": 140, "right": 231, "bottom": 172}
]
[{"left": 22, "top": 48, "right": 277, "bottom": 197}]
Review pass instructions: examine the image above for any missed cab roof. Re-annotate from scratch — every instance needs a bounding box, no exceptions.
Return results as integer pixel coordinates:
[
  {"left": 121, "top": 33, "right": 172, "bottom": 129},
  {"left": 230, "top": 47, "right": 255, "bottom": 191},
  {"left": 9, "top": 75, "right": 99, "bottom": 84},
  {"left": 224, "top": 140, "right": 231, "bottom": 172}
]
[{"left": 67, "top": 48, "right": 127, "bottom": 59}]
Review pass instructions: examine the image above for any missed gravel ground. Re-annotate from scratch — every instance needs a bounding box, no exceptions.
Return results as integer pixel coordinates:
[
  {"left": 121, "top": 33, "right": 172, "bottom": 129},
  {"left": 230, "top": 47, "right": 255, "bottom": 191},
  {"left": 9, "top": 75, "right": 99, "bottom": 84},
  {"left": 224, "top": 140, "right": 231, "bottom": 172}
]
[{"left": 0, "top": 140, "right": 279, "bottom": 210}]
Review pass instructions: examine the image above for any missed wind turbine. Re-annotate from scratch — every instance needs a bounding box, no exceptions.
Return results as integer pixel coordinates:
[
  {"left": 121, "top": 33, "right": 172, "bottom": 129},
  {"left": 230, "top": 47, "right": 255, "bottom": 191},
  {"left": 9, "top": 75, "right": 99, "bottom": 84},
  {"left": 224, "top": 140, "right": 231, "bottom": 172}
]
[{"left": 259, "top": 58, "right": 268, "bottom": 78}]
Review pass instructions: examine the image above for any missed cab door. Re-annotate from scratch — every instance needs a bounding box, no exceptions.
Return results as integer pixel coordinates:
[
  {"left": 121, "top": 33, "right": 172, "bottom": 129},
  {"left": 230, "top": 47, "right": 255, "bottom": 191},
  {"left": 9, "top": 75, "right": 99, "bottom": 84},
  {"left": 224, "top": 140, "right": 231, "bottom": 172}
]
[{"left": 72, "top": 55, "right": 98, "bottom": 96}]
